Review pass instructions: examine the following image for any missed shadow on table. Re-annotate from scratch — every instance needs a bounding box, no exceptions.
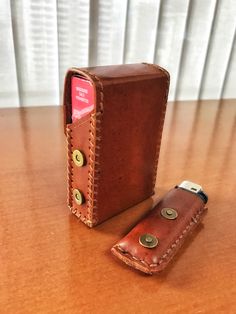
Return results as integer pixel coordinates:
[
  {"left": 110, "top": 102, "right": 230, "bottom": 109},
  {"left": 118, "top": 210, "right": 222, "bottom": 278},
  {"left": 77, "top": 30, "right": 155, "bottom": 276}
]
[{"left": 95, "top": 186, "right": 166, "bottom": 236}]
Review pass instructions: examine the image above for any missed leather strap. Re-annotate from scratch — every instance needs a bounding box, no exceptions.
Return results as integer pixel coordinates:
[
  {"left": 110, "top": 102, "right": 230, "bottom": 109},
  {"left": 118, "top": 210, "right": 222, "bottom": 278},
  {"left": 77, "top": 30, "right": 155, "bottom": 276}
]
[{"left": 111, "top": 185, "right": 208, "bottom": 274}]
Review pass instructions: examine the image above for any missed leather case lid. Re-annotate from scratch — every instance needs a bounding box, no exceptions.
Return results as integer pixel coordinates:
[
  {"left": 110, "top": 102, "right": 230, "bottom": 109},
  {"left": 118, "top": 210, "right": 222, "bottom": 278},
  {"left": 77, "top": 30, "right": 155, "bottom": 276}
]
[{"left": 63, "top": 63, "right": 169, "bottom": 130}]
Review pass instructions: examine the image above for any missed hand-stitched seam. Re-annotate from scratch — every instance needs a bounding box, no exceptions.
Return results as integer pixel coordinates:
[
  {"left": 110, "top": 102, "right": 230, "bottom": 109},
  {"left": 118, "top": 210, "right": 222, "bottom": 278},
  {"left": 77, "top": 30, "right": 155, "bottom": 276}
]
[
  {"left": 80, "top": 70, "right": 104, "bottom": 225},
  {"left": 114, "top": 206, "right": 205, "bottom": 269},
  {"left": 65, "top": 68, "right": 104, "bottom": 227},
  {"left": 66, "top": 127, "right": 73, "bottom": 210},
  {"left": 66, "top": 126, "right": 92, "bottom": 226},
  {"left": 142, "top": 63, "right": 170, "bottom": 191},
  {"left": 68, "top": 205, "right": 93, "bottom": 227}
]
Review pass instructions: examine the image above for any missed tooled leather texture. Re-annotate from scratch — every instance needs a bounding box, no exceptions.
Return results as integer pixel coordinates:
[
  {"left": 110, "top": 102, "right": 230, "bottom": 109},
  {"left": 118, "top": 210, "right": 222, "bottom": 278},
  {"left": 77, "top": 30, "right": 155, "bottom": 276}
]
[
  {"left": 111, "top": 188, "right": 207, "bottom": 274},
  {"left": 63, "top": 63, "right": 170, "bottom": 227}
]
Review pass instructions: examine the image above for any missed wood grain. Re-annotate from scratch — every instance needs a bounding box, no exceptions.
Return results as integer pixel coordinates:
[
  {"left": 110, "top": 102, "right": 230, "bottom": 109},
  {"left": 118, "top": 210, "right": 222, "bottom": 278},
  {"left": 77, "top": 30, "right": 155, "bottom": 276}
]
[{"left": 0, "top": 100, "right": 236, "bottom": 313}]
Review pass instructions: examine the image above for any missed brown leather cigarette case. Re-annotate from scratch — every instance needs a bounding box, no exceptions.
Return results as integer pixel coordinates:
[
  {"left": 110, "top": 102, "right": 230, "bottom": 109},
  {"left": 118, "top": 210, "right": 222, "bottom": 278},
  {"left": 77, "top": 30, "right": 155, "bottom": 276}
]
[{"left": 63, "top": 63, "right": 170, "bottom": 227}]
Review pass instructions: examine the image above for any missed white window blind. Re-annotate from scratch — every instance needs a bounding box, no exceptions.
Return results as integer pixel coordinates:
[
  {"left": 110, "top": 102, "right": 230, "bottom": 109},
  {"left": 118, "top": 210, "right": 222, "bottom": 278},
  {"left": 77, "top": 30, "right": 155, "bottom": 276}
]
[{"left": 0, "top": 0, "right": 236, "bottom": 107}]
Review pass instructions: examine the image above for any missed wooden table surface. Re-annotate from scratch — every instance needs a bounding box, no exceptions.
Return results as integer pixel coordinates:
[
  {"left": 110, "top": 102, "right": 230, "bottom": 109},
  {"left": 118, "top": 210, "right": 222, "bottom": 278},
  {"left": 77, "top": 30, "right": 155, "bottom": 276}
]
[{"left": 0, "top": 100, "right": 236, "bottom": 314}]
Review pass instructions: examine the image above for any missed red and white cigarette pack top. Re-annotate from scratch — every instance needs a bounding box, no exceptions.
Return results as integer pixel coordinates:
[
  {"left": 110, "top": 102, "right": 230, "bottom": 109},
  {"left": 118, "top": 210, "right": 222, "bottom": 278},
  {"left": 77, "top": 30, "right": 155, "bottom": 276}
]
[{"left": 71, "top": 76, "right": 94, "bottom": 122}]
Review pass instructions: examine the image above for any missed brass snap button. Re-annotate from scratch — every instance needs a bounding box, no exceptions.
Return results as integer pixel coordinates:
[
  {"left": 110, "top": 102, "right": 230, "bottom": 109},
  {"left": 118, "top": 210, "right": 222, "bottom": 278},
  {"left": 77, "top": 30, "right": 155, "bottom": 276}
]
[
  {"left": 161, "top": 207, "right": 178, "bottom": 220},
  {"left": 73, "top": 189, "right": 84, "bottom": 205},
  {"left": 139, "top": 233, "right": 159, "bottom": 249},
  {"left": 72, "top": 150, "right": 85, "bottom": 167}
]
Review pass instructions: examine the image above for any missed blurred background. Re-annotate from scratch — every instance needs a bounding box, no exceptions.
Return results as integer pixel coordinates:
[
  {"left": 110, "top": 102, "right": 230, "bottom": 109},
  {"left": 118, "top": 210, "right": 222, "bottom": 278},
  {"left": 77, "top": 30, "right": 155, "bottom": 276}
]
[{"left": 0, "top": 0, "right": 235, "bottom": 108}]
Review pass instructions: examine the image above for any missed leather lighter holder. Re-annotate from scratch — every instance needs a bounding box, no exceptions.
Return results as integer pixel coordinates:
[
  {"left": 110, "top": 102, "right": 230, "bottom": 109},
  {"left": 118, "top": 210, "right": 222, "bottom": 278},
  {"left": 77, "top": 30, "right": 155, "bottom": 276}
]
[
  {"left": 111, "top": 181, "right": 208, "bottom": 274},
  {"left": 63, "top": 63, "right": 170, "bottom": 227}
]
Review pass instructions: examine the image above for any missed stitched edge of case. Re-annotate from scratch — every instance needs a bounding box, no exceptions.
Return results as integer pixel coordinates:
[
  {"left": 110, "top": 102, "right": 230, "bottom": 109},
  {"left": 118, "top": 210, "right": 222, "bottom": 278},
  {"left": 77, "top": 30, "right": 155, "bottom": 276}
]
[
  {"left": 66, "top": 68, "right": 104, "bottom": 227},
  {"left": 84, "top": 71, "right": 104, "bottom": 226},
  {"left": 66, "top": 121, "right": 94, "bottom": 227},
  {"left": 112, "top": 205, "right": 206, "bottom": 274},
  {"left": 142, "top": 63, "right": 170, "bottom": 191},
  {"left": 66, "top": 126, "right": 74, "bottom": 212}
]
